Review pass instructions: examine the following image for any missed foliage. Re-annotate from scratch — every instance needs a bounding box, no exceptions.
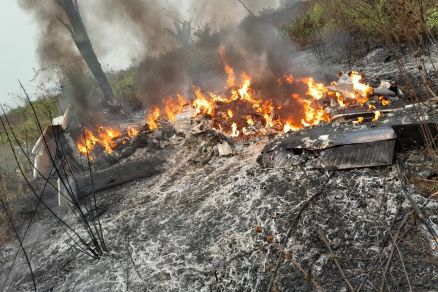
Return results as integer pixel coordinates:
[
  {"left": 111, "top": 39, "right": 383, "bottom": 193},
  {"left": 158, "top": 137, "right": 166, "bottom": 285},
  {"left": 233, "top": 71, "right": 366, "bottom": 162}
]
[
  {"left": 0, "top": 98, "right": 60, "bottom": 144},
  {"left": 329, "top": 0, "right": 391, "bottom": 37},
  {"left": 427, "top": 8, "right": 438, "bottom": 31},
  {"left": 283, "top": 0, "right": 437, "bottom": 47},
  {"left": 281, "top": 2, "right": 325, "bottom": 45},
  {"left": 109, "top": 67, "right": 142, "bottom": 110}
]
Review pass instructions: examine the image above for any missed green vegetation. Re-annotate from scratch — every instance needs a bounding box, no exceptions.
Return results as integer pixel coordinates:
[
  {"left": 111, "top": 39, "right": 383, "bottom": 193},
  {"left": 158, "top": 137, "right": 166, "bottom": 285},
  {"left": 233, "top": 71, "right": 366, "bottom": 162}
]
[
  {"left": 0, "top": 97, "right": 61, "bottom": 144},
  {"left": 281, "top": 3, "right": 324, "bottom": 46},
  {"left": 427, "top": 8, "right": 438, "bottom": 31},
  {"left": 109, "top": 67, "right": 141, "bottom": 110},
  {"left": 283, "top": 0, "right": 438, "bottom": 47}
]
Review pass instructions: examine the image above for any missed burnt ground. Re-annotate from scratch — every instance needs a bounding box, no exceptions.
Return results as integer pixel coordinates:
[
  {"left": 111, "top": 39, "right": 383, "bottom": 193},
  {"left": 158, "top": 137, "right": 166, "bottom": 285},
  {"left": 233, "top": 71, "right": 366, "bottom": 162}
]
[
  {"left": 0, "top": 128, "right": 437, "bottom": 291},
  {"left": 1, "top": 44, "right": 438, "bottom": 291}
]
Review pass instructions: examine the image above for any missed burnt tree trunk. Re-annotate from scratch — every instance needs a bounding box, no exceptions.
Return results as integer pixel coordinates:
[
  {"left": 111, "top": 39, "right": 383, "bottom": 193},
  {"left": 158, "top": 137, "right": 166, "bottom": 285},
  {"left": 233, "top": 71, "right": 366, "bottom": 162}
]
[{"left": 55, "top": 0, "right": 114, "bottom": 104}]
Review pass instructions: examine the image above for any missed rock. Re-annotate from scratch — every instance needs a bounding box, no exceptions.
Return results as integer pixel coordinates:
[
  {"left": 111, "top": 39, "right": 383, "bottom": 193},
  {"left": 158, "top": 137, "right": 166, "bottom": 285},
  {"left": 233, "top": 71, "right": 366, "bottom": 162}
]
[{"left": 217, "top": 141, "right": 233, "bottom": 156}]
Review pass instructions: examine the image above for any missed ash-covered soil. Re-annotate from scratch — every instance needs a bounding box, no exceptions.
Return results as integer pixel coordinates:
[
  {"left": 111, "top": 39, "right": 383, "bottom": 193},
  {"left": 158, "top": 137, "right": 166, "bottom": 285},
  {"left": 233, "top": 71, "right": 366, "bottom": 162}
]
[
  {"left": 1, "top": 130, "right": 437, "bottom": 291},
  {"left": 311, "top": 43, "right": 438, "bottom": 91}
]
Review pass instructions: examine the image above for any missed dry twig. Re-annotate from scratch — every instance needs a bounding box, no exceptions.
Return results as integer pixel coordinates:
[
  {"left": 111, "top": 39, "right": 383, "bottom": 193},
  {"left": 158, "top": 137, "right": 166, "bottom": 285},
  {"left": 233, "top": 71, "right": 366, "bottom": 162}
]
[
  {"left": 266, "top": 173, "right": 332, "bottom": 292},
  {"left": 379, "top": 212, "right": 412, "bottom": 292},
  {"left": 318, "top": 228, "right": 355, "bottom": 292}
]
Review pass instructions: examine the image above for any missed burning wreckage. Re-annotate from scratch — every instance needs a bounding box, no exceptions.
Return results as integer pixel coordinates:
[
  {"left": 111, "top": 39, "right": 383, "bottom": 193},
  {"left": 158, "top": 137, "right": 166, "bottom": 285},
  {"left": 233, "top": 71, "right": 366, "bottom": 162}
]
[
  {"left": 33, "top": 68, "right": 435, "bottom": 198},
  {"left": 25, "top": 65, "right": 438, "bottom": 290}
]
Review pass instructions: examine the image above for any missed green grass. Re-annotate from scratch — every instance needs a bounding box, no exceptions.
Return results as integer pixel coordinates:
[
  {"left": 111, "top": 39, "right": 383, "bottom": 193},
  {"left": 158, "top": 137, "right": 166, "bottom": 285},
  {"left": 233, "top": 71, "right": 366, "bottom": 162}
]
[
  {"left": 282, "top": 0, "right": 437, "bottom": 48},
  {"left": 427, "top": 8, "right": 438, "bottom": 31},
  {"left": 0, "top": 97, "right": 61, "bottom": 144}
]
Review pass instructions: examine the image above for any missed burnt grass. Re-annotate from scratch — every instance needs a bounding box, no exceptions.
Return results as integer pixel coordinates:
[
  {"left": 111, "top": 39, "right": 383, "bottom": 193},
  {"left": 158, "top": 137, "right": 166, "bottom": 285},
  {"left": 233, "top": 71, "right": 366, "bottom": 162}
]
[
  {"left": 1, "top": 43, "right": 438, "bottom": 291},
  {"left": 0, "top": 128, "right": 437, "bottom": 291}
]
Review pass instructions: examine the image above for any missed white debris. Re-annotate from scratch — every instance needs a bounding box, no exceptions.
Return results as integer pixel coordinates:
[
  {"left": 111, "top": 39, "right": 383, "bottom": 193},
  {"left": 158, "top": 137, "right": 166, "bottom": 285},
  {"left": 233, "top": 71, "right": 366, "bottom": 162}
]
[
  {"left": 217, "top": 141, "right": 233, "bottom": 156},
  {"left": 174, "top": 105, "right": 196, "bottom": 134}
]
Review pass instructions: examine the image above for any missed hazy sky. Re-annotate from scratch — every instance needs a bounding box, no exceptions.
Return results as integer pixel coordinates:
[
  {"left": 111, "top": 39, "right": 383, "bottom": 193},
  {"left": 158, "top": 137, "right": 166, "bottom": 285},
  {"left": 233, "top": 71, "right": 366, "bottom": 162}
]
[{"left": 0, "top": 1, "right": 38, "bottom": 106}]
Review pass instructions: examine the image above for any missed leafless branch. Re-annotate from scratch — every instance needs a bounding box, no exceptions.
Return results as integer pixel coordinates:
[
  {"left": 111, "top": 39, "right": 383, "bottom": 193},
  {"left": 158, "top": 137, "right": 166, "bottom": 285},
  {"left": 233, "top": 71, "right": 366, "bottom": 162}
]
[{"left": 318, "top": 228, "right": 355, "bottom": 292}]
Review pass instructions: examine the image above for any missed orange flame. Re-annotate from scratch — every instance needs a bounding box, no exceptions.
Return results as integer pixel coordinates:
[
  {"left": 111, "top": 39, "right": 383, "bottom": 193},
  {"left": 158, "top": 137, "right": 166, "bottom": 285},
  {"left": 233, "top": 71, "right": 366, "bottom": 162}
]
[
  {"left": 76, "top": 127, "right": 121, "bottom": 157},
  {"left": 372, "top": 111, "right": 382, "bottom": 122},
  {"left": 146, "top": 107, "right": 161, "bottom": 130},
  {"left": 231, "top": 122, "right": 240, "bottom": 137},
  {"left": 127, "top": 128, "right": 139, "bottom": 137},
  {"left": 78, "top": 56, "right": 390, "bottom": 158},
  {"left": 379, "top": 96, "right": 391, "bottom": 106},
  {"left": 353, "top": 117, "right": 365, "bottom": 124}
]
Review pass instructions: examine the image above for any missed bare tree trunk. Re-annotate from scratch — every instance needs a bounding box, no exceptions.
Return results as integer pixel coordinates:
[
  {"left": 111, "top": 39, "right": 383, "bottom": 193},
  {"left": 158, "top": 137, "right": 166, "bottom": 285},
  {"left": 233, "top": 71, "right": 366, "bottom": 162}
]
[{"left": 56, "top": 0, "right": 114, "bottom": 104}]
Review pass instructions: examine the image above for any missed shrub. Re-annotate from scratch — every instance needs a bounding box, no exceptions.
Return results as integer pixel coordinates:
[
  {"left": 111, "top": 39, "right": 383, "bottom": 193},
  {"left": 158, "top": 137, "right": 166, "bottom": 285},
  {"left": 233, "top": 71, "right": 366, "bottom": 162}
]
[
  {"left": 427, "top": 8, "right": 438, "bottom": 32},
  {"left": 281, "top": 2, "right": 325, "bottom": 46},
  {"left": 283, "top": 0, "right": 437, "bottom": 47}
]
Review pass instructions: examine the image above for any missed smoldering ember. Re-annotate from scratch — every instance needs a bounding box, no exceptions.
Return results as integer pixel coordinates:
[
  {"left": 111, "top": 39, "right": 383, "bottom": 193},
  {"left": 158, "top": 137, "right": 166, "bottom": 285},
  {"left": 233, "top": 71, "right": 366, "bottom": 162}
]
[{"left": 1, "top": 1, "right": 438, "bottom": 291}]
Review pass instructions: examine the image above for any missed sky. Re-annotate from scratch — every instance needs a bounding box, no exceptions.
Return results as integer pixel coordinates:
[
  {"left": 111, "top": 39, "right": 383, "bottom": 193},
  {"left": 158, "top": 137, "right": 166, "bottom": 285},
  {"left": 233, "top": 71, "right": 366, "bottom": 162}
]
[{"left": 0, "top": 1, "right": 38, "bottom": 107}]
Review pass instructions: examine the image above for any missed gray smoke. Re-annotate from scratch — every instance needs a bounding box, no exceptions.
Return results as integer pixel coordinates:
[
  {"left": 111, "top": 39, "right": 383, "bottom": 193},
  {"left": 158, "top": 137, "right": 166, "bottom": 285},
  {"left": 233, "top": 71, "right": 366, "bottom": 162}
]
[
  {"left": 19, "top": 0, "right": 313, "bottom": 115},
  {"left": 17, "top": 0, "right": 100, "bottom": 122},
  {"left": 17, "top": 0, "right": 84, "bottom": 71},
  {"left": 135, "top": 15, "right": 316, "bottom": 109}
]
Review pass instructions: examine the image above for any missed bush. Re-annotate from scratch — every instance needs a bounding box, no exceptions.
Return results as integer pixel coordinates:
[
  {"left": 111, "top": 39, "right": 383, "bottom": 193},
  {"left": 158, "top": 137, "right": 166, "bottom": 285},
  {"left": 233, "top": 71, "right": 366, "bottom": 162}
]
[
  {"left": 427, "top": 8, "right": 438, "bottom": 32},
  {"left": 109, "top": 67, "right": 143, "bottom": 111},
  {"left": 283, "top": 0, "right": 437, "bottom": 48},
  {"left": 281, "top": 2, "right": 325, "bottom": 46}
]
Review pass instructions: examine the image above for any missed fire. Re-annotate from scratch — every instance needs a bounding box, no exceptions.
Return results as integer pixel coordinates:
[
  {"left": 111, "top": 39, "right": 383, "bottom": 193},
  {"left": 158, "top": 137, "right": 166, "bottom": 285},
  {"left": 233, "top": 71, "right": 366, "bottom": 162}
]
[
  {"left": 350, "top": 71, "right": 373, "bottom": 99},
  {"left": 305, "top": 77, "right": 326, "bottom": 100},
  {"left": 372, "top": 111, "right": 382, "bottom": 122},
  {"left": 76, "top": 126, "right": 122, "bottom": 157},
  {"left": 143, "top": 63, "right": 382, "bottom": 137},
  {"left": 127, "top": 128, "right": 139, "bottom": 137},
  {"left": 231, "top": 122, "right": 240, "bottom": 137},
  {"left": 146, "top": 107, "right": 161, "bottom": 130},
  {"left": 219, "top": 47, "right": 236, "bottom": 88},
  {"left": 283, "top": 121, "right": 300, "bottom": 133},
  {"left": 164, "top": 94, "right": 187, "bottom": 122},
  {"left": 379, "top": 96, "right": 391, "bottom": 106},
  {"left": 77, "top": 51, "right": 392, "bottom": 158},
  {"left": 336, "top": 92, "right": 345, "bottom": 107},
  {"left": 353, "top": 117, "right": 365, "bottom": 124},
  {"left": 77, "top": 129, "right": 98, "bottom": 157}
]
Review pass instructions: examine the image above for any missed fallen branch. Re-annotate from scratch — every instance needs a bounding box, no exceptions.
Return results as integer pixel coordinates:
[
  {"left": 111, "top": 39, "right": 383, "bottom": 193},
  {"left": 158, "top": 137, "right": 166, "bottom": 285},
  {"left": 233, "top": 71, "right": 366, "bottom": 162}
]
[
  {"left": 269, "top": 242, "right": 324, "bottom": 290},
  {"left": 266, "top": 173, "right": 333, "bottom": 292},
  {"left": 379, "top": 212, "right": 412, "bottom": 292},
  {"left": 0, "top": 196, "right": 37, "bottom": 292},
  {"left": 396, "top": 161, "right": 438, "bottom": 246},
  {"left": 318, "top": 228, "right": 355, "bottom": 292},
  {"left": 125, "top": 235, "right": 148, "bottom": 284},
  {"left": 387, "top": 226, "right": 413, "bottom": 292},
  {"left": 355, "top": 208, "right": 404, "bottom": 292}
]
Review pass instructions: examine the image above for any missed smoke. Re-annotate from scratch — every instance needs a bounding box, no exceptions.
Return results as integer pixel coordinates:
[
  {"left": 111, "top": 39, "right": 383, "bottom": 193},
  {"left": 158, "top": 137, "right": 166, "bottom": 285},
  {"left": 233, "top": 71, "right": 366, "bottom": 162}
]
[
  {"left": 17, "top": 0, "right": 99, "bottom": 121},
  {"left": 81, "top": 0, "right": 290, "bottom": 108},
  {"left": 19, "top": 0, "right": 312, "bottom": 116},
  {"left": 17, "top": 0, "right": 83, "bottom": 71},
  {"left": 135, "top": 15, "right": 316, "bottom": 108},
  {"left": 84, "top": 0, "right": 282, "bottom": 61}
]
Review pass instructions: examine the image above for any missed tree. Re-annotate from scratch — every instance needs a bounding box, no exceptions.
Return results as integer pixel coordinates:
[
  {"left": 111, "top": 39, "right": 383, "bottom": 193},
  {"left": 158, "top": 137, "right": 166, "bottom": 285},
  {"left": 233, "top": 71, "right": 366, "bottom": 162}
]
[{"left": 55, "top": 0, "right": 114, "bottom": 105}]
